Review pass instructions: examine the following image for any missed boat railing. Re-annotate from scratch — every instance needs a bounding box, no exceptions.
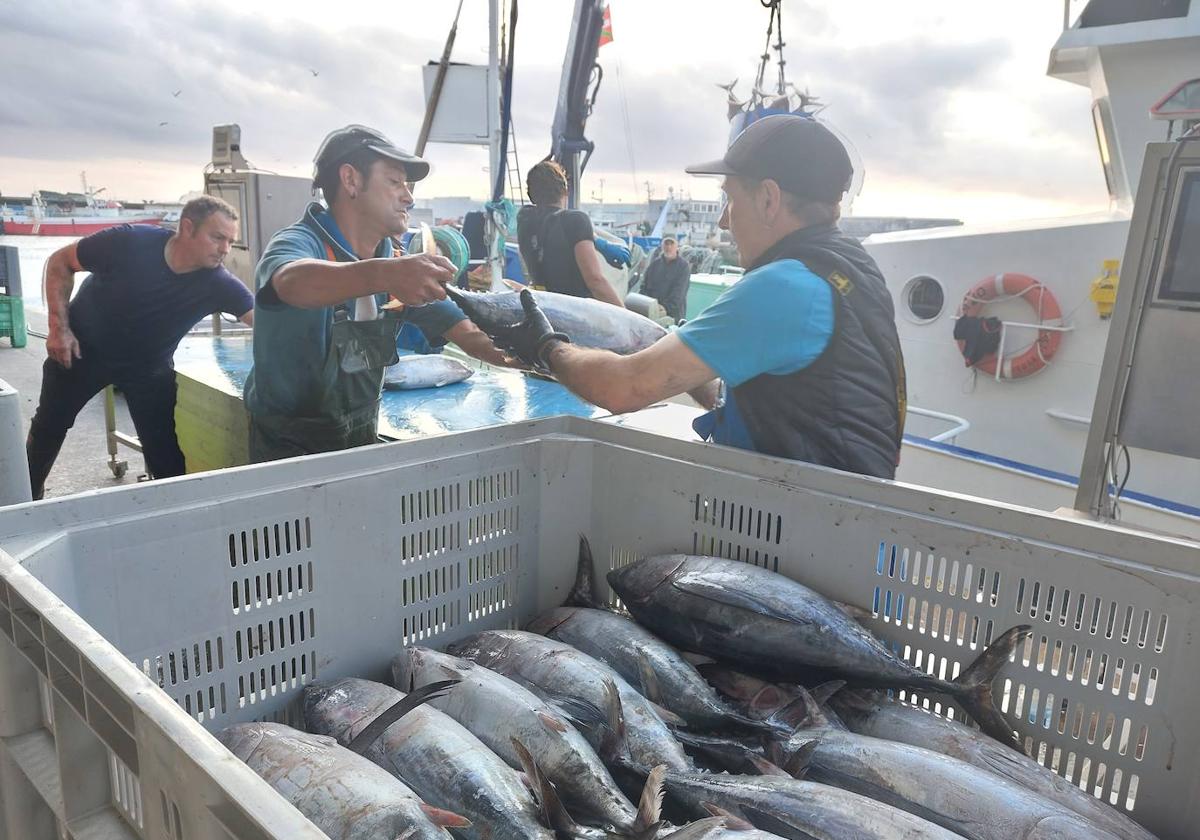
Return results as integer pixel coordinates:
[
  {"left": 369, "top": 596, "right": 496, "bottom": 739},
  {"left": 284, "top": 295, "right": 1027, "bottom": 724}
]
[
  {"left": 992, "top": 320, "right": 1076, "bottom": 382},
  {"left": 906, "top": 406, "right": 971, "bottom": 444}
]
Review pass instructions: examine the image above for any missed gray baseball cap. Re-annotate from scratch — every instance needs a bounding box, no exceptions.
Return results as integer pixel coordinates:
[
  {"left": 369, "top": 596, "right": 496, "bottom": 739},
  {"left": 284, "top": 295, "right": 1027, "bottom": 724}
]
[
  {"left": 686, "top": 115, "right": 852, "bottom": 202},
  {"left": 313, "top": 124, "right": 430, "bottom": 185}
]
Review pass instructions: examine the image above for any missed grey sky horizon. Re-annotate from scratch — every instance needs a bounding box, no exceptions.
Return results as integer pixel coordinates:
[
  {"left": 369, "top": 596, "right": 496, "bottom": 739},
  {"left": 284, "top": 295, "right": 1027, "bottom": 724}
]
[{"left": 0, "top": 0, "right": 1115, "bottom": 224}]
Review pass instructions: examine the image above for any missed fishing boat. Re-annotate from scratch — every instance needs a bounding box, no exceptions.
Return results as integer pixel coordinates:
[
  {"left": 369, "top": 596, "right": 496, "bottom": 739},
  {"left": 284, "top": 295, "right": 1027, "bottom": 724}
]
[
  {"left": 0, "top": 173, "right": 165, "bottom": 236},
  {"left": 857, "top": 2, "right": 1200, "bottom": 531},
  {"left": 691, "top": 1, "right": 1199, "bottom": 535}
]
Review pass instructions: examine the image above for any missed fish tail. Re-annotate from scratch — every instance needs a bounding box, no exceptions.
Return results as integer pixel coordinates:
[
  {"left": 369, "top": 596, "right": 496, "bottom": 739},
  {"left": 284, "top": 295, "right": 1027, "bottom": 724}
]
[
  {"left": 564, "top": 535, "right": 599, "bottom": 608},
  {"left": 949, "top": 624, "right": 1033, "bottom": 749},
  {"left": 510, "top": 738, "right": 586, "bottom": 837},
  {"left": 630, "top": 765, "right": 666, "bottom": 838}
]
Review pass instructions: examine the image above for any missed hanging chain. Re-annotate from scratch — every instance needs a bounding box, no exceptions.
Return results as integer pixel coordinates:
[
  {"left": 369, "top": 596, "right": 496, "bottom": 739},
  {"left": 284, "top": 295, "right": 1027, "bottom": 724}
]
[{"left": 754, "top": 0, "right": 787, "bottom": 103}]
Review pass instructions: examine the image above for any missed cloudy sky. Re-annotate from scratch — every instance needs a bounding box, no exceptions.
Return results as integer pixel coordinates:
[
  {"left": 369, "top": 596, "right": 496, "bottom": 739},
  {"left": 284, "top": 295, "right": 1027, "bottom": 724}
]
[{"left": 0, "top": 0, "right": 1111, "bottom": 223}]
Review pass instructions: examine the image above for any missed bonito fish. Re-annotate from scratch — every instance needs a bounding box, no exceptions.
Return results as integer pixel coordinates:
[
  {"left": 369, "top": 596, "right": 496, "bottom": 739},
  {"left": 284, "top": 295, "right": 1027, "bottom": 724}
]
[
  {"left": 445, "top": 286, "right": 667, "bottom": 355},
  {"left": 828, "top": 690, "right": 1158, "bottom": 840},
  {"left": 383, "top": 354, "right": 474, "bottom": 390},
  {"left": 448, "top": 629, "right": 693, "bottom": 773},
  {"left": 216, "top": 722, "right": 463, "bottom": 839},
  {"left": 303, "top": 677, "right": 553, "bottom": 840},
  {"left": 527, "top": 606, "right": 778, "bottom": 734},
  {"left": 607, "top": 555, "right": 1031, "bottom": 747},
  {"left": 393, "top": 645, "right": 641, "bottom": 832},
  {"left": 660, "top": 772, "right": 966, "bottom": 840},
  {"left": 742, "top": 687, "right": 1128, "bottom": 840}
]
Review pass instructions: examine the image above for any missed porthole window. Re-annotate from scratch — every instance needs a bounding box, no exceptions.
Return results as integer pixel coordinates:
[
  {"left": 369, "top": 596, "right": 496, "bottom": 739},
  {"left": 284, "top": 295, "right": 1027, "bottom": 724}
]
[{"left": 903, "top": 275, "right": 945, "bottom": 323}]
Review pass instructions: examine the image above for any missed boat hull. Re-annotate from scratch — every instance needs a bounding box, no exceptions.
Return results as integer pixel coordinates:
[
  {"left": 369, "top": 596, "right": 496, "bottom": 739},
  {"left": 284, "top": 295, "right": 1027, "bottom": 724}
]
[{"left": 0, "top": 215, "right": 165, "bottom": 236}]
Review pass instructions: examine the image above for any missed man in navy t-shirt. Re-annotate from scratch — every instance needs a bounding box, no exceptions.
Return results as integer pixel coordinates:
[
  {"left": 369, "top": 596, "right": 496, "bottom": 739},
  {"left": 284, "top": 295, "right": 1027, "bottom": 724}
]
[{"left": 26, "top": 195, "right": 254, "bottom": 498}]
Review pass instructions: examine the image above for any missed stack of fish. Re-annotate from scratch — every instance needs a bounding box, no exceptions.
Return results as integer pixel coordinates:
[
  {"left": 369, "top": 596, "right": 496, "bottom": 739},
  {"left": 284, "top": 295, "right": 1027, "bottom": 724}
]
[{"left": 218, "top": 540, "right": 1159, "bottom": 840}]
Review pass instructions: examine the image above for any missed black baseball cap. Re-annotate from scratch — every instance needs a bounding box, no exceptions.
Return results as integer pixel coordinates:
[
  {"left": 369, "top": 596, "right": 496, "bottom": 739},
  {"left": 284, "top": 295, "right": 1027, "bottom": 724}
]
[
  {"left": 313, "top": 124, "right": 430, "bottom": 185},
  {"left": 685, "top": 115, "right": 852, "bottom": 202}
]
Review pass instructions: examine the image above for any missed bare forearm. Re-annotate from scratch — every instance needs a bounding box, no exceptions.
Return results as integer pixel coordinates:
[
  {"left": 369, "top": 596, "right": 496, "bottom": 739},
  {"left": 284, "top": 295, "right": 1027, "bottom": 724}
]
[
  {"left": 688, "top": 379, "right": 720, "bottom": 410},
  {"left": 272, "top": 259, "right": 385, "bottom": 309},
  {"left": 583, "top": 273, "right": 624, "bottom": 308},
  {"left": 44, "top": 258, "right": 75, "bottom": 329},
  {"left": 544, "top": 343, "right": 660, "bottom": 414},
  {"left": 445, "top": 321, "right": 507, "bottom": 366}
]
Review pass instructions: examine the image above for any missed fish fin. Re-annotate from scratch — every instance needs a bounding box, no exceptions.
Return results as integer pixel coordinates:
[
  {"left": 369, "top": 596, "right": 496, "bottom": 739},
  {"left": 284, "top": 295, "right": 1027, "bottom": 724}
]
[
  {"left": 782, "top": 739, "right": 818, "bottom": 779},
  {"left": 649, "top": 702, "right": 686, "bottom": 728},
  {"left": 773, "top": 683, "right": 833, "bottom": 731},
  {"left": 564, "top": 535, "right": 600, "bottom": 608},
  {"left": 437, "top": 663, "right": 464, "bottom": 680},
  {"left": 832, "top": 599, "right": 874, "bottom": 624},
  {"left": 809, "top": 680, "right": 847, "bottom": 707},
  {"left": 950, "top": 624, "right": 1033, "bottom": 750},
  {"left": 537, "top": 711, "right": 569, "bottom": 733},
  {"left": 510, "top": 738, "right": 581, "bottom": 836},
  {"left": 633, "top": 764, "right": 666, "bottom": 833},
  {"left": 701, "top": 804, "right": 753, "bottom": 831},
  {"left": 772, "top": 696, "right": 811, "bottom": 730},
  {"left": 418, "top": 803, "right": 472, "bottom": 828},
  {"left": 548, "top": 694, "right": 606, "bottom": 726},
  {"left": 747, "top": 753, "right": 792, "bottom": 777},
  {"left": 634, "top": 652, "right": 664, "bottom": 706},
  {"left": 345, "top": 678, "right": 459, "bottom": 754},
  {"left": 741, "top": 806, "right": 808, "bottom": 840},
  {"left": 600, "top": 678, "right": 630, "bottom": 763}
]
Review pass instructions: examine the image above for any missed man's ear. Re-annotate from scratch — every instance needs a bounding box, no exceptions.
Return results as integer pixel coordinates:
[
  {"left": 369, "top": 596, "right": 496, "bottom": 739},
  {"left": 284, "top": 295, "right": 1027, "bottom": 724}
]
[
  {"left": 339, "top": 162, "right": 361, "bottom": 196},
  {"left": 759, "top": 179, "right": 785, "bottom": 225}
]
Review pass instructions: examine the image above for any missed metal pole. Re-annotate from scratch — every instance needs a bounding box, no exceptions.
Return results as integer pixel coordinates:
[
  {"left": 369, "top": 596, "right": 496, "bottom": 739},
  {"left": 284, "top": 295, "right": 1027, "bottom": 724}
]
[
  {"left": 487, "top": 0, "right": 506, "bottom": 290},
  {"left": 415, "top": 0, "right": 465, "bottom": 157},
  {"left": 0, "top": 379, "right": 31, "bottom": 505}
]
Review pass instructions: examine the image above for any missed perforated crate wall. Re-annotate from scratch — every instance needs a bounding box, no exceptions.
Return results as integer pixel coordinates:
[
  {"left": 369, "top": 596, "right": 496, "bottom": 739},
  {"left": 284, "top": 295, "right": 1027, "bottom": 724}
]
[{"left": 0, "top": 419, "right": 1196, "bottom": 840}]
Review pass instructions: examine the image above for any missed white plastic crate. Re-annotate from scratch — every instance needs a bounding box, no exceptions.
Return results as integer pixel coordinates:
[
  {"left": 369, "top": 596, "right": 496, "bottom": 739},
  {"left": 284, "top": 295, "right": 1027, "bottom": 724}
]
[{"left": 0, "top": 417, "right": 1197, "bottom": 840}]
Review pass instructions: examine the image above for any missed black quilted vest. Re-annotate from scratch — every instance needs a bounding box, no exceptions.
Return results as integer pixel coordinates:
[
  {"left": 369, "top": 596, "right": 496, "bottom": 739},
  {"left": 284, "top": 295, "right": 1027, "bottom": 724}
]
[{"left": 729, "top": 223, "right": 907, "bottom": 478}]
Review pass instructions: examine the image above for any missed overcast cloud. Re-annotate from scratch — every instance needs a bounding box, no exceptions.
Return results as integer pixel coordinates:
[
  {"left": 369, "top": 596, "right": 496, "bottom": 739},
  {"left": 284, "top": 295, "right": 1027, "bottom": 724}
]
[{"left": 0, "top": 0, "right": 1110, "bottom": 222}]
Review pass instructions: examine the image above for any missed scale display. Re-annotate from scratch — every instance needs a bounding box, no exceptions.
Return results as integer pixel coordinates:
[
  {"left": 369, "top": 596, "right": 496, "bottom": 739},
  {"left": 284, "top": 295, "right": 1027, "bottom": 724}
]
[{"left": 1154, "top": 168, "right": 1200, "bottom": 306}]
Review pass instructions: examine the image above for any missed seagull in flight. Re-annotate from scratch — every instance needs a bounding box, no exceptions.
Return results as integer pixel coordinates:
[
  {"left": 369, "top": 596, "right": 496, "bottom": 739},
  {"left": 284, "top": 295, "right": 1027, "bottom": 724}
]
[
  {"left": 715, "top": 78, "right": 738, "bottom": 95},
  {"left": 308, "top": 68, "right": 320, "bottom": 77},
  {"left": 158, "top": 121, "right": 169, "bottom": 127},
  {"left": 172, "top": 89, "right": 182, "bottom": 97}
]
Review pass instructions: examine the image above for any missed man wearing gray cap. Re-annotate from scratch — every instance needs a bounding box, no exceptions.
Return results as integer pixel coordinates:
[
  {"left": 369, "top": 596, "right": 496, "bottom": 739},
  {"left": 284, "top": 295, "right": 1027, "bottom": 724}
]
[
  {"left": 490, "top": 115, "right": 906, "bottom": 478},
  {"left": 244, "top": 125, "right": 506, "bottom": 462}
]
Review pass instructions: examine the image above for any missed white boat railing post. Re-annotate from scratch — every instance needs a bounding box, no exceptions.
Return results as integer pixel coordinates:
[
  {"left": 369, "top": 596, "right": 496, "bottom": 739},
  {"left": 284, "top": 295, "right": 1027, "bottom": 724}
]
[
  {"left": 906, "top": 406, "right": 971, "bottom": 445},
  {"left": 993, "top": 320, "right": 1076, "bottom": 382}
]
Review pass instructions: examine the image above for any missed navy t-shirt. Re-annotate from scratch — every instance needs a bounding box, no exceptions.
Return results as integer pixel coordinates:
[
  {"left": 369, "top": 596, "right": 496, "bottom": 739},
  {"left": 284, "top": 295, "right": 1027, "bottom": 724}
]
[{"left": 70, "top": 224, "right": 253, "bottom": 369}]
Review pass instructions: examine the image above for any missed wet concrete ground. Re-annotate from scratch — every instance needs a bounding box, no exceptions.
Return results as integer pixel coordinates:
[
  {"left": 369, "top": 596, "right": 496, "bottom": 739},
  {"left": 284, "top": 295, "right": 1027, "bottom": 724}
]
[{"left": 1, "top": 308, "right": 141, "bottom": 499}]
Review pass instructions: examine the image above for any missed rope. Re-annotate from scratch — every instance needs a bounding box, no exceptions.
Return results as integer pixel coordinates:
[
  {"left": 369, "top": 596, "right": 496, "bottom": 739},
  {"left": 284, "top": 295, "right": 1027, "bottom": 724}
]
[
  {"left": 432, "top": 226, "right": 468, "bottom": 272},
  {"left": 614, "top": 51, "right": 640, "bottom": 201}
]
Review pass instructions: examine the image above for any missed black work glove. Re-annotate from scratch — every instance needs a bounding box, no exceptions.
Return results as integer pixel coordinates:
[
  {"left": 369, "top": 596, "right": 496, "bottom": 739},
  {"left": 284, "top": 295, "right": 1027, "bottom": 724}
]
[{"left": 491, "top": 289, "right": 570, "bottom": 371}]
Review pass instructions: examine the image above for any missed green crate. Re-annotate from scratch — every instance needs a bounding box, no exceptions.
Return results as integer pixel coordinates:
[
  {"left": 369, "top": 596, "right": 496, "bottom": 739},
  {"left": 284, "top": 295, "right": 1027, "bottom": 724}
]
[{"left": 0, "top": 295, "right": 26, "bottom": 349}]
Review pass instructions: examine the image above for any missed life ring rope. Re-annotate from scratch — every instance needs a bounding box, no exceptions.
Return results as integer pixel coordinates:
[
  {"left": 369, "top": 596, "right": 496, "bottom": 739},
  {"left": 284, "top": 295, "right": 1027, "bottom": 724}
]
[{"left": 956, "top": 273, "right": 1065, "bottom": 380}]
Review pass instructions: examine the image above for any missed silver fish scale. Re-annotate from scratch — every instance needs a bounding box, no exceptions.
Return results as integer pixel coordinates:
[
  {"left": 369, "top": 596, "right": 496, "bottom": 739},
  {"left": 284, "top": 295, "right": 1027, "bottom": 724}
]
[
  {"left": 217, "top": 722, "right": 453, "bottom": 840},
  {"left": 303, "top": 677, "right": 553, "bottom": 840},
  {"left": 394, "top": 646, "right": 638, "bottom": 831}
]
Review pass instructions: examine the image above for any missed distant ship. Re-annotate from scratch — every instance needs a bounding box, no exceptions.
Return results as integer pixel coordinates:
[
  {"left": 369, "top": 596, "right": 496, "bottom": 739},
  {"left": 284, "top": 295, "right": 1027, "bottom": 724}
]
[{"left": 0, "top": 172, "right": 165, "bottom": 236}]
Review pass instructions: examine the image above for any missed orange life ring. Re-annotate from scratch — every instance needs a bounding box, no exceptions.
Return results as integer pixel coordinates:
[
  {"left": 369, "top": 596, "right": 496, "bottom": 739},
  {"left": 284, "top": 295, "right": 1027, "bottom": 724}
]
[{"left": 956, "top": 273, "right": 1063, "bottom": 380}]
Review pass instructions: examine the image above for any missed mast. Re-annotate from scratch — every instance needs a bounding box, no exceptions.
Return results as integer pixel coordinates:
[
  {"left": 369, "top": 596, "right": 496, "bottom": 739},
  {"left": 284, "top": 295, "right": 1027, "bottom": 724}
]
[{"left": 485, "top": 0, "right": 507, "bottom": 289}]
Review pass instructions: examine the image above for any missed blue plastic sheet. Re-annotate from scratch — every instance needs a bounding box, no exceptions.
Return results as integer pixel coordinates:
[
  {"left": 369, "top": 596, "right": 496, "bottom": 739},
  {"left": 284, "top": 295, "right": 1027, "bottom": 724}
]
[{"left": 173, "top": 336, "right": 602, "bottom": 441}]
